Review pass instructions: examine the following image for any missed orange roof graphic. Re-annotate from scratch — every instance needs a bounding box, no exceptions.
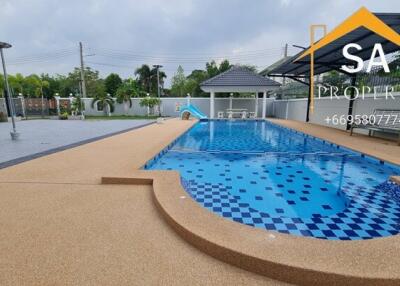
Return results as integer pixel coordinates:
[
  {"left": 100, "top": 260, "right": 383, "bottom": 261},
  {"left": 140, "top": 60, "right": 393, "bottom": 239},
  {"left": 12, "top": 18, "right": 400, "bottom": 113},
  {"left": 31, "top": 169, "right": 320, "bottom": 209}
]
[{"left": 295, "top": 6, "right": 400, "bottom": 62}]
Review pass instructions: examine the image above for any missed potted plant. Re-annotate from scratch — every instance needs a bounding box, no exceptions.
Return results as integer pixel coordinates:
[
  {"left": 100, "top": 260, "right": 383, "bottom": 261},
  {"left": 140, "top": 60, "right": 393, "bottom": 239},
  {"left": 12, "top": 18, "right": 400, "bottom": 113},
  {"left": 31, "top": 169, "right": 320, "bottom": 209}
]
[
  {"left": 59, "top": 111, "right": 68, "bottom": 120},
  {"left": 70, "top": 95, "right": 85, "bottom": 119}
]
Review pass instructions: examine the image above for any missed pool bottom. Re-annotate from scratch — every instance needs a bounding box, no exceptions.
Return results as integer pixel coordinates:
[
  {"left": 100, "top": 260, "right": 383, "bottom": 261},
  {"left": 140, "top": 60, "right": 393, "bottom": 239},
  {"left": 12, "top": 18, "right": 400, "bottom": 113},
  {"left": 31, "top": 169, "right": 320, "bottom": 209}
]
[
  {"left": 183, "top": 178, "right": 400, "bottom": 240},
  {"left": 148, "top": 151, "right": 400, "bottom": 240},
  {"left": 146, "top": 120, "right": 400, "bottom": 240},
  {"left": 150, "top": 170, "right": 400, "bottom": 285}
]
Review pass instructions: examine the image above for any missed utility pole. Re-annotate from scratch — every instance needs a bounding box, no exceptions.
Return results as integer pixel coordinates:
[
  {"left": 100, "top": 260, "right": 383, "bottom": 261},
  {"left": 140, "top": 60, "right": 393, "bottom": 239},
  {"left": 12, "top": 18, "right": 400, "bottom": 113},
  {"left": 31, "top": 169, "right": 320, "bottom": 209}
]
[
  {"left": 40, "top": 85, "right": 44, "bottom": 118},
  {"left": 153, "top": 64, "right": 163, "bottom": 116},
  {"left": 282, "top": 43, "right": 289, "bottom": 119},
  {"left": 79, "top": 42, "right": 87, "bottom": 98},
  {"left": 282, "top": 43, "right": 288, "bottom": 87}
]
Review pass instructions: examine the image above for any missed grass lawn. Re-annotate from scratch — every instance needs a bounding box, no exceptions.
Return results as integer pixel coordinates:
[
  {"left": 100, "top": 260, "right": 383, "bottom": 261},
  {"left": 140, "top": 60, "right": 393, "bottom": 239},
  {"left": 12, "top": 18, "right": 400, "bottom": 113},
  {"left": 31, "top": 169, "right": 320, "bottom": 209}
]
[{"left": 85, "top": 115, "right": 159, "bottom": 120}]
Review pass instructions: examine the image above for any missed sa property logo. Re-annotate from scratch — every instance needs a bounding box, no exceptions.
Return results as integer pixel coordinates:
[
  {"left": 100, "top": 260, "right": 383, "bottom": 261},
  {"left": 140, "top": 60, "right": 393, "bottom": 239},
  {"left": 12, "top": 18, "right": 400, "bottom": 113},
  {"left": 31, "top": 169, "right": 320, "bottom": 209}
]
[{"left": 295, "top": 7, "right": 400, "bottom": 112}]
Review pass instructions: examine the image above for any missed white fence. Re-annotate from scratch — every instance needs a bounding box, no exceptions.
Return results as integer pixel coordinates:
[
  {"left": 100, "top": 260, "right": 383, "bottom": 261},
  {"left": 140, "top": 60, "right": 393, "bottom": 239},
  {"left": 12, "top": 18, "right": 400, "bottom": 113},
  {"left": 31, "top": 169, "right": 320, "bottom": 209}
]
[
  {"left": 83, "top": 97, "right": 275, "bottom": 118},
  {"left": 83, "top": 93, "right": 400, "bottom": 125},
  {"left": 2, "top": 93, "right": 399, "bottom": 135},
  {"left": 273, "top": 92, "right": 400, "bottom": 130}
]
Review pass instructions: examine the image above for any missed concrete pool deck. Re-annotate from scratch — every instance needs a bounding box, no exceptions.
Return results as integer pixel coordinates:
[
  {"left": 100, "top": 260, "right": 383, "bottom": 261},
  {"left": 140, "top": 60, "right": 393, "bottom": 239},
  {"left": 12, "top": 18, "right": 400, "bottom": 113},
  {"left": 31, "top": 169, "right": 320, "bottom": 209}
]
[
  {"left": 0, "top": 118, "right": 287, "bottom": 286},
  {"left": 0, "top": 119, "right": 155, "bottom": 168},
  {"left": 0, "top": 118, "right": 399, "bottom": 285}
]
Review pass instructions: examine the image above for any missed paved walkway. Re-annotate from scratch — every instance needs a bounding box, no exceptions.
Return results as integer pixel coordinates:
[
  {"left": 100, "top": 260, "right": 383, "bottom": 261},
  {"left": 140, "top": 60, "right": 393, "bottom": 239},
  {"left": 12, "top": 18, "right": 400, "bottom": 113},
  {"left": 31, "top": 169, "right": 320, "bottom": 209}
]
[
  {"left": 0, "top": 118, "right": 398, "bottom": 285},
  {"left": 0, "top": 118, "right": 287, "bottom": 286},
  {"left": 0, "top": 119, "right": 154, "bottom": 168}
]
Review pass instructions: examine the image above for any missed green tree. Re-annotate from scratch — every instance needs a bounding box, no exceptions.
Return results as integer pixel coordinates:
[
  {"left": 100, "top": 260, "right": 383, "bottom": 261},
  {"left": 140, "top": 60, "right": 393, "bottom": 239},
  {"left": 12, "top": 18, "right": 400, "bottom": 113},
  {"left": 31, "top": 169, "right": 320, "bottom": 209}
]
[
  {"left": 23, "top": 74, "right": 41, "bottom": 97},
  {"left": 139, "top": 97, "right": 161, "bottom": 115},
  {"left": 135, "top": 64, "right": 166, "bottom": 94},
  {"left": 56, "top": 74, "right": 76, "bottom": 97},
  {"left": 104, "top": 73, "right": 122, "bottom": 96},
  {"left": 218, "top": 59, "right": 232, "bottom": 73},
  {"left": 150, "top": 69, "right": 166, "bottom": 96},
  {"left": 68, "top": 67, "right": 102, "bottom": 97},
  {"left": 206, "top": 60, "right": 219, "bottom": 78},
  {"left": 205, "top": 59, "right": 233, "bottom": 77},
  {"left": 238, "top": 64, "right": 257, "bottom": 73},
  {"left": 177, "top": 60, "right": 232, "bottom": 97},
  {"left": 40, "top": 73, "right": 61, "bottom": 99},
  {"left": 183, "top": 78, "right": 198, "bottom": 96},
  {"left": 135, "top": 64, "right": 153, "bottom": 93},
  {"left": 8, "top": 73, "right": 25, "bottom": 95},
  {"left": 171, "top": 66, "right": 187, "bottom": 97},
  {"left": 187, "top": 69, "right": 208, "bottom": 97},
  {"left": 0, "top": 74, "right": 4, "bottom": 97}
]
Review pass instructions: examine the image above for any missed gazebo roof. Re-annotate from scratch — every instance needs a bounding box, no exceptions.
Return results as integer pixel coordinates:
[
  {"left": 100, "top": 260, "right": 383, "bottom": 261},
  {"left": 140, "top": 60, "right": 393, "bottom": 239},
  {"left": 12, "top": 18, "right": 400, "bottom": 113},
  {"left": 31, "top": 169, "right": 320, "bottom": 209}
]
[{"left": 200, "top": 66, "right": 280, "bottom": 88}]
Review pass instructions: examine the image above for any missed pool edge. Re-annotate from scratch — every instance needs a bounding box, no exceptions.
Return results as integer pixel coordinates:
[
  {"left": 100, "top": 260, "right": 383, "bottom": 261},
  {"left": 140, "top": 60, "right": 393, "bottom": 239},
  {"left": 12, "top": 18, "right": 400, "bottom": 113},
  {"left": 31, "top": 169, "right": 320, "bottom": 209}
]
[{"left": 102, "top": 171, "right": 400, "bottom": 286}]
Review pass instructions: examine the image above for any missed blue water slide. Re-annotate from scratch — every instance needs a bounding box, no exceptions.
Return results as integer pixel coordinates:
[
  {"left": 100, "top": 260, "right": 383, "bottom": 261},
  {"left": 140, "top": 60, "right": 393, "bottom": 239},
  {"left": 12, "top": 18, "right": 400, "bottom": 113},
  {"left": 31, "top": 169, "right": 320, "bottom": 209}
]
[{"left": 180, "top": 104, "right": 207, "bottom": 119}]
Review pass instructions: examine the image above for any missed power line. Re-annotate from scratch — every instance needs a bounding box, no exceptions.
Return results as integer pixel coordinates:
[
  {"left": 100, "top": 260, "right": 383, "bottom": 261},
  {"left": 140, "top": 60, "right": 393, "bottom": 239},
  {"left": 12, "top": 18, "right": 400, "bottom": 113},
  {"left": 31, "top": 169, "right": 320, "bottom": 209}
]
[
  {"left": 7, "top": 47, "right": 76, "bottom": 61},
  {"left": 8, "top": 51, "right": 76, "bottom": 65},
  {"left": 93, "top": 46, "right": 284, "bottom": 57},
  {"left": 85, "top": 61, "right": 134, "bottom": 69},
  {"left": 92, "top": 49, "right": 284, "bottom": 62},
  {"left": 6, "top": 45, "right": 292, "bottom": 74},
  {"left": 91, "top": 53, "right": 284, "bottom": 65}
]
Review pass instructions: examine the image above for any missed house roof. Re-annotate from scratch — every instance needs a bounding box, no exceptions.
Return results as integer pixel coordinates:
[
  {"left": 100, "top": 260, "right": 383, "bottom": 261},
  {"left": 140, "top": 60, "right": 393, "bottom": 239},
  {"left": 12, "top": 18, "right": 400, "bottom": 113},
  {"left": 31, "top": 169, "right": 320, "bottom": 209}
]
[{"left": 200, "top": 66, "right": 280, "bottom": 87}]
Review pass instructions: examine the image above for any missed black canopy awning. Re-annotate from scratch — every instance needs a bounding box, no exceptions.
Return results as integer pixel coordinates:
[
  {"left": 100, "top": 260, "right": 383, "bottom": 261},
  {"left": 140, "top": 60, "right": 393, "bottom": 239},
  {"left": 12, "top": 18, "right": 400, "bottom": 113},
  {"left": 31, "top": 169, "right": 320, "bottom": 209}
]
[{"left": 269, "top": 12, "right": 400, "bottom": 78}]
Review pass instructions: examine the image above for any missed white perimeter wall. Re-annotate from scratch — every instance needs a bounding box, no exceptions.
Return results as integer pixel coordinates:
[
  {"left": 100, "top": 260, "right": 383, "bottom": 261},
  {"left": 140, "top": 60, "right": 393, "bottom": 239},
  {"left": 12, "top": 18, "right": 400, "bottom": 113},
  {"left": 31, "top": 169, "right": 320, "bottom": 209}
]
[
  {"left": 82, "top": 97, "right": 275, "bottom": 118},
  {"left": 273, "top": 92, "right": 400, "bottom": 131},
  {"left": 4, "top": 93, "right": 397, "bottom": 133}
]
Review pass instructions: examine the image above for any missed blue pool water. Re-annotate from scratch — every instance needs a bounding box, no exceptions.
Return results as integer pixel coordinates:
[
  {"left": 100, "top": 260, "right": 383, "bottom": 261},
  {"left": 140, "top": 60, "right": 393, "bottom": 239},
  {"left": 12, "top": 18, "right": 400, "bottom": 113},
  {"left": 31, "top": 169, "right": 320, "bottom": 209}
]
[{"left": 145, "top": 120, "right": 400, "bottom": 240}]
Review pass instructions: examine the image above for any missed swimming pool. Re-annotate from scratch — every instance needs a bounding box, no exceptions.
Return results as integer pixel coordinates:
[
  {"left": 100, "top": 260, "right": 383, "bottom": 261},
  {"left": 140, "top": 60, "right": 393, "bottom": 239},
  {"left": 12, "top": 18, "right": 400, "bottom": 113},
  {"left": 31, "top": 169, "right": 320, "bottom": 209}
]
[{"left": 145, "top": 120, "right": 400, "bottom": 240}]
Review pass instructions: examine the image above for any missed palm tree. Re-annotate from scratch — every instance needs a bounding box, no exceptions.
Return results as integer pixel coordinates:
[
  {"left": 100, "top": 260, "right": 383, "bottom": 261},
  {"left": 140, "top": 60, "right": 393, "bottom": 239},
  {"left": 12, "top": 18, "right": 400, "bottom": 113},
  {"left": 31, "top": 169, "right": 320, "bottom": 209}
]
[
  {"left": 135, "top": 64, "right": 152, "bottom": 93},
  {"left": 135, "top": 64, "right": 167, "bottom": 94},
  {"left": 91, "top": 93, "right": 114, "bottom": 116},
  {"left": 117, "top": 93, "right": 132, "bottom": 115},
  {"left": 115, "top": 79, "right": 141, "bottom": 115},
  {"left": 36, "top": 78, "right": 50, "bottom": 118}
]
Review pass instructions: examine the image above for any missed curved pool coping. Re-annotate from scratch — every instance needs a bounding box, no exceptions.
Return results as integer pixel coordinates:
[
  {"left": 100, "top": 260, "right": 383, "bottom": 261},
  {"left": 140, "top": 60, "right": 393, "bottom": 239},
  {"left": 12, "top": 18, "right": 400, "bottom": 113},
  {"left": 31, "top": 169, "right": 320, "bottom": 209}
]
[{"left": 102, "top": 172, "right": 400, "bottom": 286}]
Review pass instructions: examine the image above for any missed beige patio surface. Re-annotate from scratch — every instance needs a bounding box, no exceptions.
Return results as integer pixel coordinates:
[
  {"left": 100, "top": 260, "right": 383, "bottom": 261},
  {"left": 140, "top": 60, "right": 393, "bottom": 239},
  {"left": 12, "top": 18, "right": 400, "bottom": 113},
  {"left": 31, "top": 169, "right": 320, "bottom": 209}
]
[
  {"left": 0, "top": 118, "right": 288, "bottom": 286},
  {"left": 0, "top": 117, "right": 399, "bottom": 285}
]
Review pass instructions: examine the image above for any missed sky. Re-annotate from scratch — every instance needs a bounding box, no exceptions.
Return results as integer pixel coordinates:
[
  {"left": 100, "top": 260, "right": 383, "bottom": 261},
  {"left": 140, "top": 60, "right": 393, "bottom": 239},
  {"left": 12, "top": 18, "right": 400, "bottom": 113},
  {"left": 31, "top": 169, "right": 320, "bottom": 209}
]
[{"left": 0, "top": 0, "right": 399, "bottom": 87}]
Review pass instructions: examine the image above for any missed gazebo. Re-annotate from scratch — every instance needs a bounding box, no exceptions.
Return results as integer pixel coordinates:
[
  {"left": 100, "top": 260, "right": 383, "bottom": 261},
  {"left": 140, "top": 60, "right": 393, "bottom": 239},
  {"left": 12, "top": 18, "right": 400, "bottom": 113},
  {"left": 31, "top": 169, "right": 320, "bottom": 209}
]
[{"left": 200, "top": 66, "right": 280, "bottom": 119}]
